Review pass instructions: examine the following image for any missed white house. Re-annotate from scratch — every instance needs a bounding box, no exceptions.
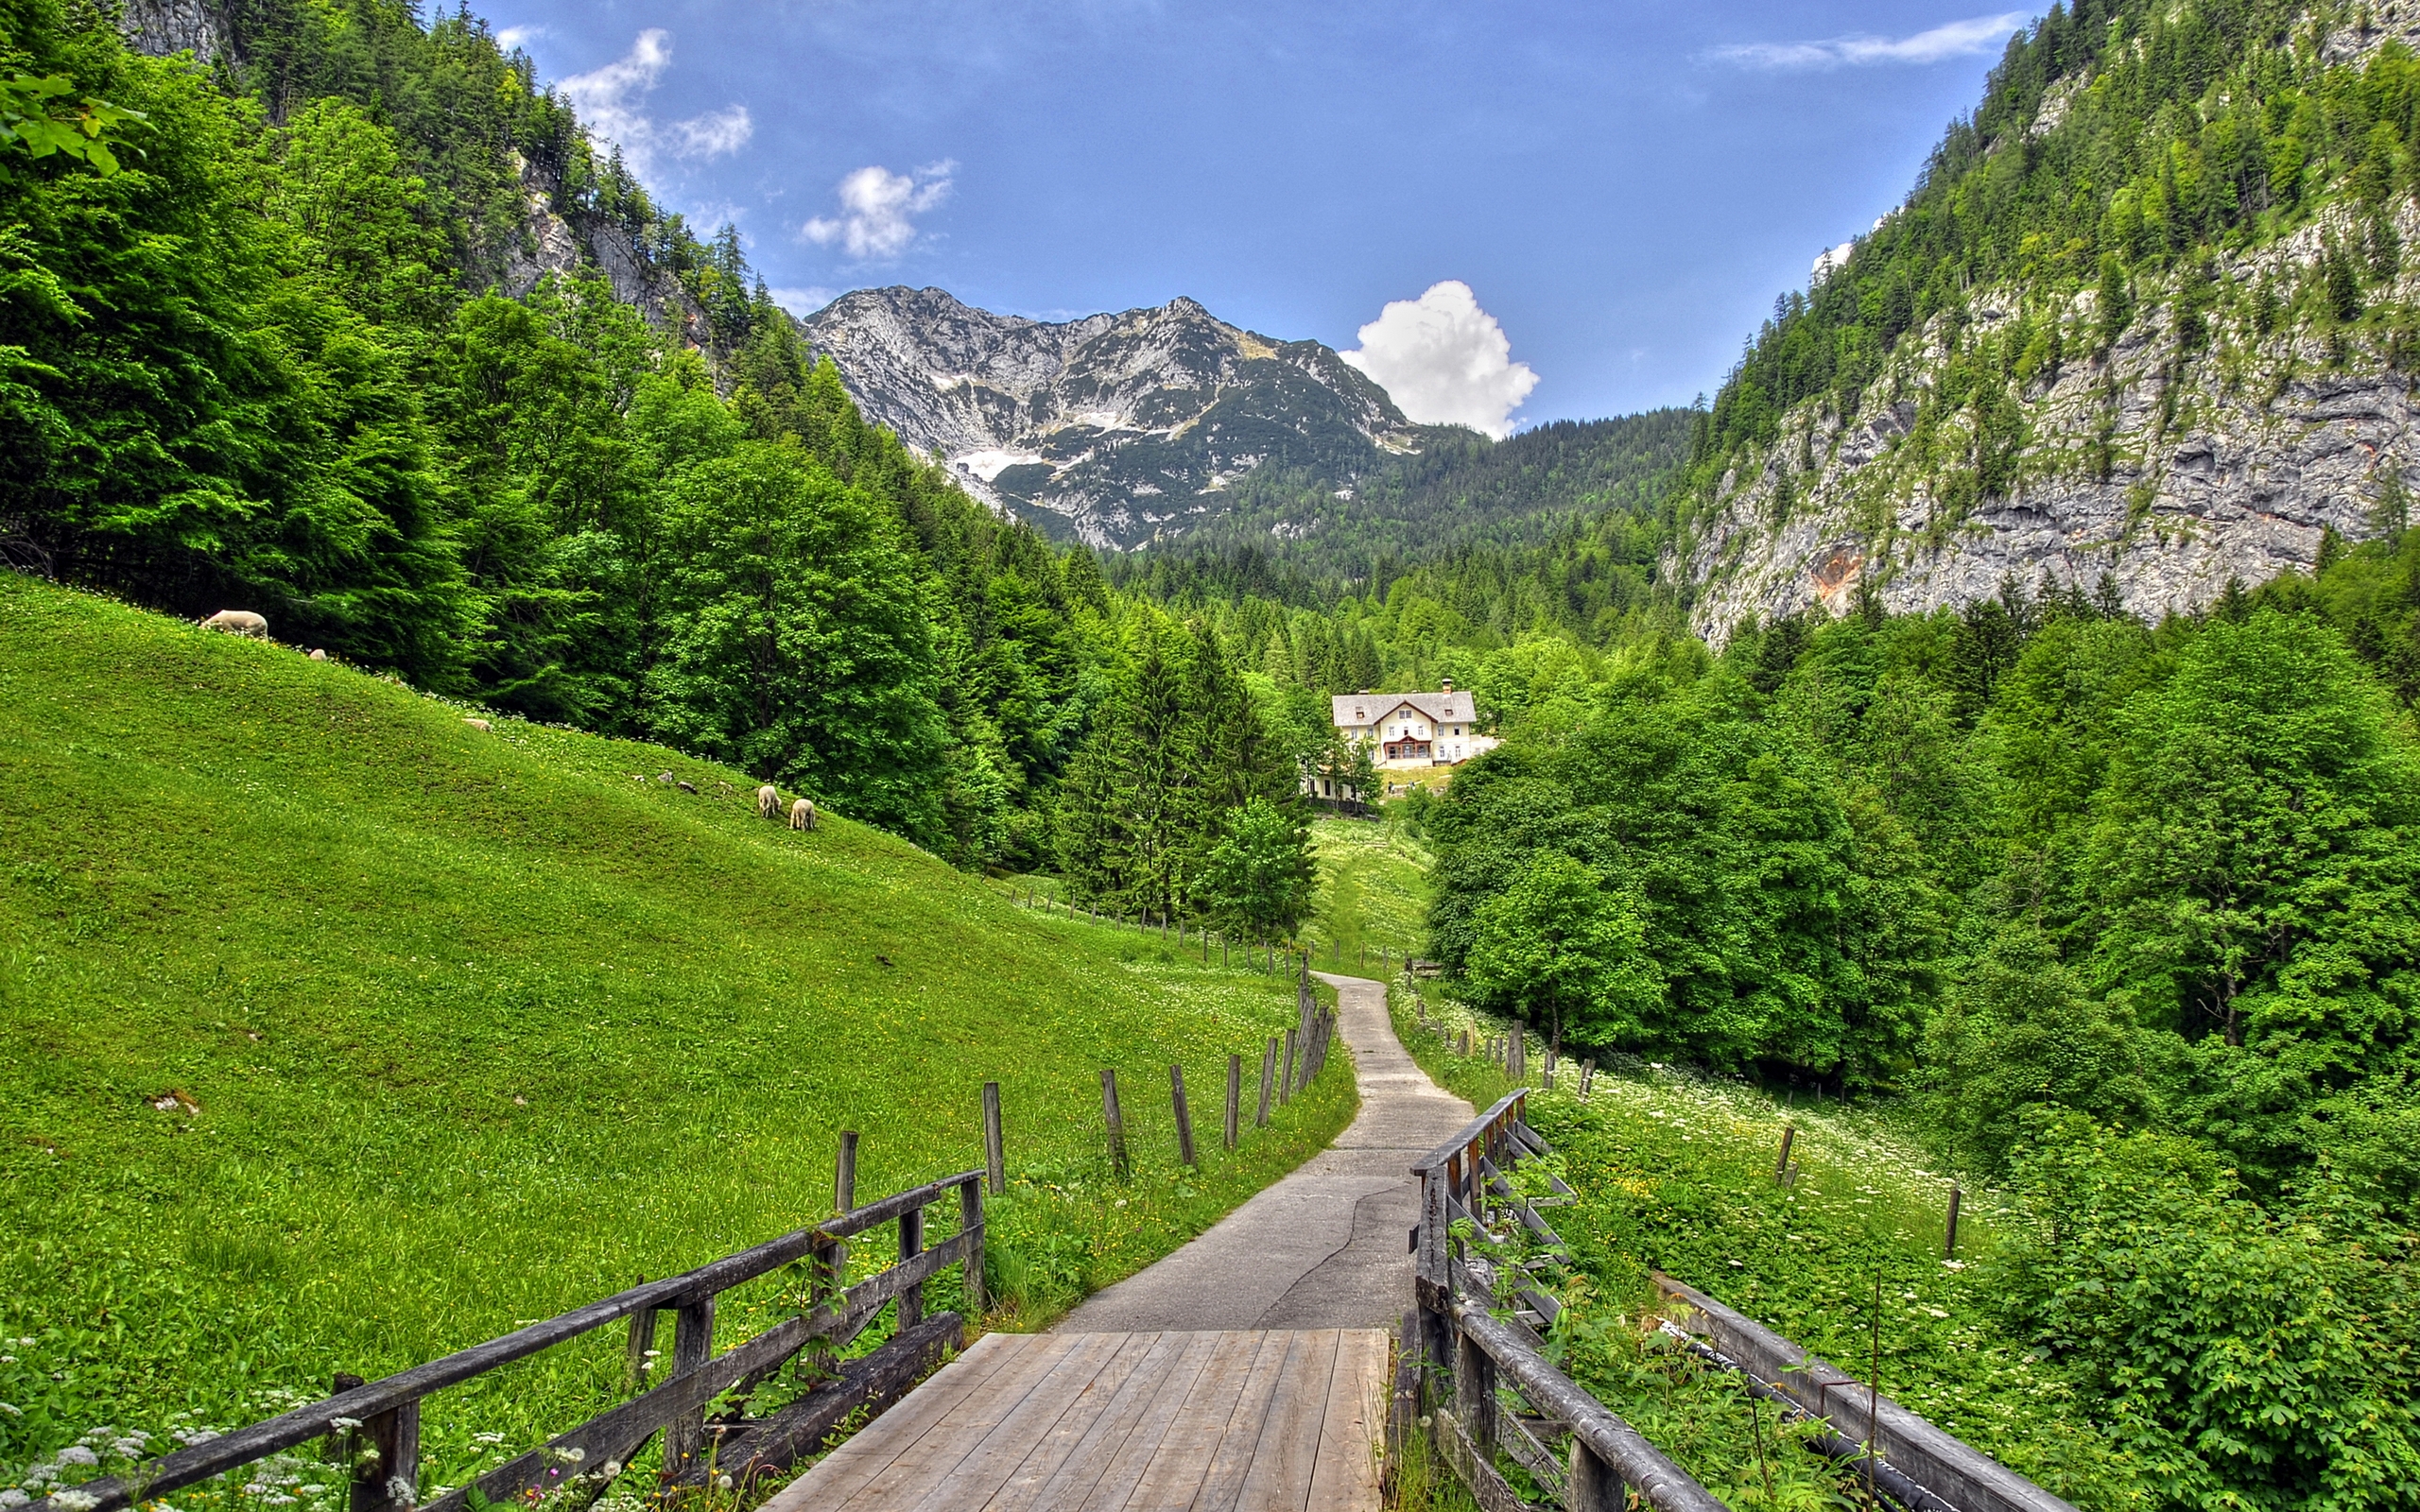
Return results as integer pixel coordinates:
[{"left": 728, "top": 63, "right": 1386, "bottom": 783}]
[{"left": 1330, "top": 680, "right": 1496, "bottom": 768}]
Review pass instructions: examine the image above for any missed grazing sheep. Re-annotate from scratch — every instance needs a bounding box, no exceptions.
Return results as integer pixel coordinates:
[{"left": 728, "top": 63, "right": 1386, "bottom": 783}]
[
  {"left": 308, "top": 648, "right": 329, "bottom": 662},
  {"left": 200, "top": 610, "right": 268, "bottom": 638},
  {"left": 656, "top": 771, "right": 675, "bottom": 786},
  {"left": 757, "top": 784, "right": 782, "bottom": 821},
  {"left": 788, "top": 798, "right": 817, "bottom": 832},
  {"left": 463, "top": 717, "right": 492, "bottom": 732},
  {"left": 677, "top": 780, "right": 698, "bottom": 794}
]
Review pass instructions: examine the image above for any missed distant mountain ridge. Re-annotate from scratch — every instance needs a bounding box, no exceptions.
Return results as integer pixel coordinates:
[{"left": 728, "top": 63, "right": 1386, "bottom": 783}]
[{"left": 801, "top": 286, "right": 1444, "bottom": 549}]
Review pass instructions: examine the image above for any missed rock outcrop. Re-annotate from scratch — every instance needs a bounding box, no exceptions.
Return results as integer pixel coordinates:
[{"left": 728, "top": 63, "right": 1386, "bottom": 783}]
[{"left": 1674, "top": 201, "right": 2420, "bottom": 645}]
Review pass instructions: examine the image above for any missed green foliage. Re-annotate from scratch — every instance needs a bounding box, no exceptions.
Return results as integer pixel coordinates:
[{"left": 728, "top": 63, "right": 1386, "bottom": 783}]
[
  {"left": 1195, "top": 797, "right": 1318, "bottom": 937},
  {"left": 0, "top": 72, "right": 144, "bottom": 175},
  {"left": 1463, "top": 850, "right": 1660, "bottom": 1045},
  {"left": 1998, "top": 1120, "right": 2420, "bottom": 1510},
  {"left": 1428, "top": 671, "right": 1939, "bottom": 1085}
]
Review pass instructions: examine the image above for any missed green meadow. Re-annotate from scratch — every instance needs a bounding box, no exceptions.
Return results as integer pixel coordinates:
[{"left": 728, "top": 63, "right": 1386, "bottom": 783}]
[
  {"left": 0, "top": 576, "right": 1353, "bottom": 1498},
  {"left": 1302, "top": 816, "right": 1432, "bottom": 974}
]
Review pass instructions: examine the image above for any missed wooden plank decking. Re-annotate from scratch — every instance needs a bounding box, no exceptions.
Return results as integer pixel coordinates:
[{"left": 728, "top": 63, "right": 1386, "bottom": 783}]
[{"left": 762, "top": 1330, "right": 1389, "bottom": 1512}]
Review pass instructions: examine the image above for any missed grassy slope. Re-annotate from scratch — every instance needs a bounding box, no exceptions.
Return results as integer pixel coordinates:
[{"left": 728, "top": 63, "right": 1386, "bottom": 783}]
[
  {"left": 1303, "top": 816, "right": 1432, "bottom": 974},
  {"left": 0, "top": 577, "right": 1353, "bottom": 1485},
  {"left": 1392, "top": 994, "right": 2141, "bottom": 1510}
]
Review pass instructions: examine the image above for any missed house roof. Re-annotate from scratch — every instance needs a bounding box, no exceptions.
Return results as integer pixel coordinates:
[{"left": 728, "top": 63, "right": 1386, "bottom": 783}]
[{"left": 1331, "top": 691, "right": 1476, "bottom": 727}]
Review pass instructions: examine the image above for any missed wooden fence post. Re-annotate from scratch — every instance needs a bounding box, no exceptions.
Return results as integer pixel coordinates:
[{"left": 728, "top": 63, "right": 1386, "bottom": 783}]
[
  {"left": 898, "top": 1205, "right": 925, "bottom": 1329},
  {"left": 1569, "top": 1439, "right": 1623, "bottom": 1512},
  {"left": 982, "top": 1082, "right": 1005, "bottom": 1196},
  {"left": 336, "top": 1373, "right": 419, "bottom": 1512},
  {"left": 959, "top": 1177, "right": 986, "bottom": 1318},
  {"left": 1775, "top": 1123, "right": 1796, "bottom": 1184},
  {"left": 1581, "top": 1058, "right": 1596, "bottom": 1098},
  {"left": 1224, "top": 1054, "right": 1241, "bottom": 1149},
  {"left": 622, "top": 1301, "right": 658, "bottom": 1394},
  {"left": 1455, "top": 1328, "right": 1496, "bottom": 1456},
  {"left": 834, "top": 1129, "right": 859, "bottom": 1280},
  {"left": 1512, "top": 1022, "right": 1528, "bottom": 1081},
  {"left": 1280, "top": 1028, "right": 1298, "bottom": 1104},
  {"left": 664, "top": 1295, "right": 715, "bottom": 1473},
  {"left": 1257, "top": 1038, "right": 1277, "bottom": 1126},
  {"left": 1945, "top": 1185, "right": 1962, "bottom": 1259},
  {"left": 1101, "top": 1069, "right": 1131, "bottom": 1180},
  {"left": 1171, "top": 1064, "right": 1198, "bottom": 1168}
]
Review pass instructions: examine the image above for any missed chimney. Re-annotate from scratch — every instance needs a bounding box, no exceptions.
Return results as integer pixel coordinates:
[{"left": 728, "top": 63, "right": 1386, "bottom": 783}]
[{"left": 1441, "top": 678, "right": 1455, "bottom": 694}]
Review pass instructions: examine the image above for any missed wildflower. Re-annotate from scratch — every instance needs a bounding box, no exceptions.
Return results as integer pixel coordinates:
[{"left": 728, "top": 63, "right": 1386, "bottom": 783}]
[
  {"left": 472, "top": 1435, "right": 505, "bottom": 1448},
  {"left": 266, "top": 1498, "right": 297, "bottom": 1507},
  {"left": 50, "top": 1495, "right": 98, "bottom": 1512},
  {"left": 58, "top": 1450, "right": 97, "bottom": 1469},
  {"left": 326, "top": 1419, "right": 362, "bottom": 1435},
  {"left": 112, "top": 1442, "right": 146, "bottom": 1460},
  {"left": 714, "top": 1476, "right": 732, "bottom": 1492},
  {"left": 0, "top": 1491, "right": 25, "bottom": 1508},
  {"left": 598, "top": 1464, "right": 621, "bottom": 1480}
]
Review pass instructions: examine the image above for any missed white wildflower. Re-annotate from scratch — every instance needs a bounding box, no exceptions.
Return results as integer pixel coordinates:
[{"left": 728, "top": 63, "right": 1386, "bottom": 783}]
[
  {"left": 51, "top": 1495, "right": 98, "bottom": 1512},
  {"left": 57, "top": 1450, "right": 97, "bottom": 1469},
  {"left": 265, "top": 1499, "right": 296, "bottom": 1507},
  {"left": 326, "top": 1419, "right": 362, "bottom": 1434},
  {"left": 0, "top": 1490, "right": 25, "bottom": 1508},
  {"left": 598, "top": 1464, "right": 621, "bottom": 1480},
  {"left": 471, "top": 1435, "right": 504, "bottom": 1448},
  {"left": 713, "top": 1476, "right": 731, "bottom": 1492}
]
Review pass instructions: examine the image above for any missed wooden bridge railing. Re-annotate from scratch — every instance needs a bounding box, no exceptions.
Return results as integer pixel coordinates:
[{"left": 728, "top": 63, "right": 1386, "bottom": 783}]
[
  {"left": 1401, "top": 1091, "right": 1723, "bottom": 1512},
  {"left": 26, "top": 1169, "right": 986, "bottom": 1512},
  {"left": 1399, "top": 1087, "right": 2080, "bottom": 1512}
]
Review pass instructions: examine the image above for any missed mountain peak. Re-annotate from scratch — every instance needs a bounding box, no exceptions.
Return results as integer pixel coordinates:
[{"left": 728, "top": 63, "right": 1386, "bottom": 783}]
[{"left": 800, "top": 287, "right": 1426, "bottom": 548}]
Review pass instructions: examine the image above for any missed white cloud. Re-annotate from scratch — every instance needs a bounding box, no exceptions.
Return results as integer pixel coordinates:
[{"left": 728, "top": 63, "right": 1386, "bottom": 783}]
[
  {"left": 1340, "top": 281, "right": 1538, "bottom": 439},
  {"left": 558, "top": 30, "right": 752, "bottom": 185},
  {"left": 494, "top": 25, "right": 542, "bottom": 53},
  {"left": 1709, "top": 11, "right": 2028, "bottom": 70},
  {"left": 804, "top": 163, "right": 954, "bottom": 261},
  {"left": 1812, "top": 240, "right": 1856, "bottom": 281},
  {"left": 768, "top": 285, "right": 840, "bottom": 317}
]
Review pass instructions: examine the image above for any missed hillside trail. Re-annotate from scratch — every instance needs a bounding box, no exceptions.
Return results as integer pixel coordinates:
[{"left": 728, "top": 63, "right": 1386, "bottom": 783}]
[{"left": 1053, "top": 972, "right": 1472, "bottom": 1332}]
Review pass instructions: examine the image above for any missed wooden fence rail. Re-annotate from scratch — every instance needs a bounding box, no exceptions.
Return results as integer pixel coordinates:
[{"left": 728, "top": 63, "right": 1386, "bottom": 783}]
[{"left": 25, "top": 1169, "right": 986, "bottom": 1512}]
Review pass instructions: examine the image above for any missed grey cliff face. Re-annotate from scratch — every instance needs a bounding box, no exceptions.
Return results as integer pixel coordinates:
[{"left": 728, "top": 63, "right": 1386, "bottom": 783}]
[
  {"left": 1674, "top": 201, "right": 2420, "bottom": 645},
  {"left": 802, "top": 286, "right": 1424, "bottom": 549},
  {"left": 119, "top": 0, "right": 224, "bottom": 61}
]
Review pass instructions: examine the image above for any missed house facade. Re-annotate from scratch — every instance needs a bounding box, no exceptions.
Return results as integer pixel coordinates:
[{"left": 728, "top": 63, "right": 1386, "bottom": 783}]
[{"left": 1330, "top": 681, "right": 1497, "bottom": 768}]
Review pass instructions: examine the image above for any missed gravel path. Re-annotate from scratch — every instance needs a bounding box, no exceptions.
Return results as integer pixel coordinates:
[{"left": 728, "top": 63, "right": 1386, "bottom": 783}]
[{"left": 1053, "top": 972, "right": 1472, "bottom": 1332}]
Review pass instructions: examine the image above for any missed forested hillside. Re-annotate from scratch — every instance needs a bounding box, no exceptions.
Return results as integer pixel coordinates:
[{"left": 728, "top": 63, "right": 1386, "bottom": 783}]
[
  {"left": 0, "top": 0, "right": 1318, "bottom": 899},
  {"left": 1418, "top": 541, "right": 2420, "bottom": 1508},
  {"left": 1675, "top": 0, "right": 2420, "bottom": 634}
]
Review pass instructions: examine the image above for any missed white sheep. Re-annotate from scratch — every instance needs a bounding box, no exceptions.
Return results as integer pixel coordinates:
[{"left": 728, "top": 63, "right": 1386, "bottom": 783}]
[
  {"left": 200, "top": 610, "right": 268, "bottom": 638},
  {"left": 788, "top": 798, "right": 817, "bottom": 833},
  {"left": 463, "top": 717, "right": 492, "bottom": 732},
  {"left": 757, "top": 784, "right": 782, "bottom": 821},
  {"left": 307, "top": 648, "right": 329, "bottom": 662}
]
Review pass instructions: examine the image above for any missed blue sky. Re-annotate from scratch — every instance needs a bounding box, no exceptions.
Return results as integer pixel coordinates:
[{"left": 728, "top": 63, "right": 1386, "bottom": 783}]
[{"left": 487, "top": 0, "right": 2037, "bottom": 428}]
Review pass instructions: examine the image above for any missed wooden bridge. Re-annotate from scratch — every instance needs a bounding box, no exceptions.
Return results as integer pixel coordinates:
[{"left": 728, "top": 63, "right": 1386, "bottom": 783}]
[
  {"left": 35, "top": 988, "right": 2085, "bottom": 1512},
  {"left": 765, "top": 1329, "right": 1386, "bottom": 1512}
]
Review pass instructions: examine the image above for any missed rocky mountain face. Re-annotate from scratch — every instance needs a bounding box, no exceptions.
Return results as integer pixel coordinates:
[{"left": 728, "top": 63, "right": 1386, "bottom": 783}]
[
  {"left": 1668, "top": 3, "right": 2420, "bottom": 645},
  {"left": 800, "top": 287, "right": 1434, "bottom": 549},
  {"left": 1676, "top": 199, "right": 2420, "bottom": 644}
]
